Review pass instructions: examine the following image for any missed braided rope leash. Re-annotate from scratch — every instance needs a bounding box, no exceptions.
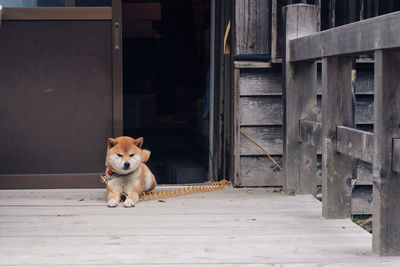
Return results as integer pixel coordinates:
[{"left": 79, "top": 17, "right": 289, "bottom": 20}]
[
  {"left": 140, "top": 179, "right": 230, "bottom": 201},
  {"left": 99, "top": 176, "right": 230, "bottom": 202}
]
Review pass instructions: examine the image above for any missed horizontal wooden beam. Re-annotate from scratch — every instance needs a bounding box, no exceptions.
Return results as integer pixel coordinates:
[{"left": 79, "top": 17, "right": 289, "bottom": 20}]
[
  {"left": 234, "top": 61, "right": 272, "bottom": 69},
  {"left": 299, "top": 120, "right": 322, "bottom": 148},
  {"left": 0, "top": 173, "right": 104, "bottom": 189},
  {"left": 336, "top": 126, "right": 374, "bottom": 163},
  {"left": 290, "top": 11, "right": 400, "bottom": 61},
  {"left": 2, "top": 7, "right": 112, "bottom": 20},
  {"left": 393, "top": 139, "right": 400, "bottom": 173}
]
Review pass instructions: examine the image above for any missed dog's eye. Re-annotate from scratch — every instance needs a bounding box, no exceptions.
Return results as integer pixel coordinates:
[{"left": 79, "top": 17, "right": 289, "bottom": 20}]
[
  {"left": 117, "top": 153, "right": 123, "bottom": 157},
  {"left": 129, "top": 154, "right": 134, "bottom": 157}
]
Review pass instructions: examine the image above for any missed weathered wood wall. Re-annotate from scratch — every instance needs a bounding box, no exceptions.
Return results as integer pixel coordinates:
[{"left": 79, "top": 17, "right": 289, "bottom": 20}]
[
  {"left": 235, "top": 67, "right": 283, "bottom": 186},
  {"left": 236, "top": 65, "right": 374, "bottom": 189},
  {"left": 234, "top": 0, "right": 271, "bottom": 56},
  {"left": 233, "top": 2, "right": 374, "bottom": 206}
]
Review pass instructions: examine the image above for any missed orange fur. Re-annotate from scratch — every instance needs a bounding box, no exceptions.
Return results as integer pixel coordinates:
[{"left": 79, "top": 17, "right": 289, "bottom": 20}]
[{"left": 105, "top": 136, "right": 157, "bottom": 207}]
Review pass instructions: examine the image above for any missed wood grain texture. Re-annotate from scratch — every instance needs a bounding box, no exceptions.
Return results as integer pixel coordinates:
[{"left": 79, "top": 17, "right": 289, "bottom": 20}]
[
  {"left": 235, "top": 0, "right": 270, "bottom": 55},
  {"left": 290, "top": 11, "right": 400, "bottom": 61},
  {"left": 356, "top": 70, "right": 374, "bottom": 94},
  {"left": 299, "top": 120, "right": 322, "bottom": 148},
  {"left": 271, "top": 0, "right": 278, "bottom": 60},
  {"left": 282, "top": 4, "right": 318, "bottom": 195},
  {"left": 233, "top": 69, "right": 241, "bottom": 186},
  {"left": 239, "top": 156, "right": 283, "bottom": 186},
  {"left": 316, "top": 96, "right": 374, "bottom": 124},
  {"left": 352, "top": 185, "right": 373, "bottom": 215},
  {"left": 240, "top": 126, "right": 283, "bottom": 155},
  {"left": 317, "top": 69, "right": 374, "bottom": 95},
  {"left": 336, "top": 126, "right": 374, "bottom": 163},
  {"left": 234, "top": 61, "right": 272, "bottom": 69},
  {"left": 393, "top": 139, "right": 400, "bottom": 173},
  {"left": 1, "top": 187, "right": 397, "bottom": 265},
  {"left": 321, "top": 56, "right": 353, "bottom": 219},
  {"left": 239, "top": 69, "right": 281, "bottom": 96},
  {"left": 372, "top": 49, "right": 400, "bottom": 256},
  {"left": 240, "top": 96, "right": 282, "bottom": 126}
]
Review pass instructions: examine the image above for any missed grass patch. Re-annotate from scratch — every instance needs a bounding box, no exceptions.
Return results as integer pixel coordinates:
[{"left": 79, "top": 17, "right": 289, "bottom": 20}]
[{"left": 352, "top": 215, "right": 372, "bottom": 233}]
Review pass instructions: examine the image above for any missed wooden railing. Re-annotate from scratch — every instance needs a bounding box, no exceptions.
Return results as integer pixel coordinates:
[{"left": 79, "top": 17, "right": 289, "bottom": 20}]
[{"left": 282, "top": 4, "right": 400, "bottom": 256}]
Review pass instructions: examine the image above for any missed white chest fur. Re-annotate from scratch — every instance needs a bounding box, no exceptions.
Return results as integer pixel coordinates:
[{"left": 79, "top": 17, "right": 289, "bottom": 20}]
[{"left": 108, "top": 168, "right": 142, "bottom": 194}]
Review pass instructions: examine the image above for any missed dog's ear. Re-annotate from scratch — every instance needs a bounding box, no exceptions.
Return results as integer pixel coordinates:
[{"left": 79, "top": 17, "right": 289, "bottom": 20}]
[
  {"left": 108, "top": 138, "right": 117, "bottom": 149},
  {"left": 141, "top": 149, "right": 151, "bottom": 163},
  {"left": 134, "top": 137, "right": 143, "bottom": 148}
]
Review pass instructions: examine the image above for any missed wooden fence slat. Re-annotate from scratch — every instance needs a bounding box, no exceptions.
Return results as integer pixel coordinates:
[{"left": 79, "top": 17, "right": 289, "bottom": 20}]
[
  {"left": 299, "top": 120, "right": 322, "bottom": 148},
  {"left": 290, "top": 11, "right": 400, "bottom": 61},
  {"left": 282, "top": 4, "right": 317, "bottom": 195},
  {"left": 336, "top": 126, "right": 374, "bottom": 163},
  {"left": 372, "top": 49, "right": 400, "bottom": 256},
  {"left": 322, "top": 56, "right": 353, "bottom": 219}
]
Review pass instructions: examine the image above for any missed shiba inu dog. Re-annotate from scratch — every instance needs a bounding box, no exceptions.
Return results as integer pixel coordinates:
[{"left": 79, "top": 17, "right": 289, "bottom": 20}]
[{"left": 104, "top": 136, "right": 157, "bottom": 208}]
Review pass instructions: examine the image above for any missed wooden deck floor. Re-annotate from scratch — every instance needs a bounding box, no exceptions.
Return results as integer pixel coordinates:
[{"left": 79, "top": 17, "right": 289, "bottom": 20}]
[{"left": 0, "top": 186, "right": 399, "bottom": 266}]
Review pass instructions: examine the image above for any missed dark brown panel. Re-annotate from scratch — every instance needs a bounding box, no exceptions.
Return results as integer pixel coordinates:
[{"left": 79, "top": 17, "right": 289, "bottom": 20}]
[
  {"left": 122, "top": 2, "right": 161, "bottom": 21},
  {"left": 0, "top": 174, "right": 104, "bottom": 189},
  {"left": 0, "top": 21, "right": 113, "bottom": 176},
  {"left": 2, "top": 7, "right": 112, "bottom": 20}
]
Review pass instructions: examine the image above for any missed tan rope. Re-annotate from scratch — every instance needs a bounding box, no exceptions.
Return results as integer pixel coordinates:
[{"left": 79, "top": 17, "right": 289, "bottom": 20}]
[
  {"left": 240, "top": 129, "right": 283, "bottom": 171},
  {"left": 140, "top": 179, "right": 230, "bottom": 201},
  {"left": 100, "top": 176, "right": 230, "bottom": 203}
]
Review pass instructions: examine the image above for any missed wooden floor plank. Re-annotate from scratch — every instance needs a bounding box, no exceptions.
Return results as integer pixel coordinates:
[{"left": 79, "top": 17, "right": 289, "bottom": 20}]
[{"left": 0, "top": 187, "right": 399, "bottom": 265}]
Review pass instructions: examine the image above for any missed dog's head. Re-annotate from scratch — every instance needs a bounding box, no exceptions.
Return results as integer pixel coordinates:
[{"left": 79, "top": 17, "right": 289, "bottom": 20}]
[{"left": 106, "top": 136, "right": 151, "bottom": 174}]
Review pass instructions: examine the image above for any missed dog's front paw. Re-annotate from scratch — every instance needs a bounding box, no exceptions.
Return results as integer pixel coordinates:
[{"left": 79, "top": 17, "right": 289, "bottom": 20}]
[
  {"left": 124, "top": 199, "right": 136, "bottom": 208},
  {"left": 108, "top": 199, "right": 119, "bottom": 208}
]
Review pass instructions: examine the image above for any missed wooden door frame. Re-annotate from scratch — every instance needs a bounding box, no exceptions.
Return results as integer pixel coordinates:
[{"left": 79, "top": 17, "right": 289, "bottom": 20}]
[
  {"left": 0, "top": 5, "right": 122, "bottom": 189},
  {"left": 112, "top": 0, "right": 123, "bottom": 138},
  {"left": 210, "top": 0, "right": 234, "bottom": 182}
]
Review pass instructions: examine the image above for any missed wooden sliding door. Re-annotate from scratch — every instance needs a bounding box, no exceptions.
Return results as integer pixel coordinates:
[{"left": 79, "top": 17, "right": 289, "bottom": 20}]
[{"left": 0, "top": 1, "right": 122, "bottom": 188}]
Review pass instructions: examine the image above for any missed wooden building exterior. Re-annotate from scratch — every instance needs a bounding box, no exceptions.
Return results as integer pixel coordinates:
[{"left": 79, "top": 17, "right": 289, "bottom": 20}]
[
  {"left": 229, "top": 0, "right": 399, "bottom": 194},
  {"left": 2, "top": 0, "right": 400, "bottom": 259},
  {"left": 1, "top": 0, "right": 399, "bottom": 196}
]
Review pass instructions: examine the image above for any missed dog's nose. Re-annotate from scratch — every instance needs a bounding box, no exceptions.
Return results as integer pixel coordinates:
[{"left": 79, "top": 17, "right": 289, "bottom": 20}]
[{"left": 124, "top": 162, "right": 130, "bottom": 169}]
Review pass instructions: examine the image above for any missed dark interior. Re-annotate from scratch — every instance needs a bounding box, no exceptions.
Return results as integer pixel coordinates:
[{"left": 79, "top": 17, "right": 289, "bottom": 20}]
[{"left": 122, "top": 0, "right": 211, "bottom": 184}]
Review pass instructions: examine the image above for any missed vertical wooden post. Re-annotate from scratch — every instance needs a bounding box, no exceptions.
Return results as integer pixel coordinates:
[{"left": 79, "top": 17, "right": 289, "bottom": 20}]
[
  {"left": 282, "top": 4, "right": 317, "bottom": 195},
  {"left": 233, "top": 68, "right": 241, "bottom": 186},
  {"left": 112, "top": 0, "right": 123, "bottom": 137},
  {"left": 372, "top": 49, "right": 400, "bottom": 256},
  {"left": 321, "top": 56, "right": 353, "bottom": 218}
]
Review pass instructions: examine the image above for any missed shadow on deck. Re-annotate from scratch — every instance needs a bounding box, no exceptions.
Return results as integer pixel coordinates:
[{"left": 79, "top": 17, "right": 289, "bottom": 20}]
[{"left": 0, "top": 187, "right": 399, "bottom": 266}]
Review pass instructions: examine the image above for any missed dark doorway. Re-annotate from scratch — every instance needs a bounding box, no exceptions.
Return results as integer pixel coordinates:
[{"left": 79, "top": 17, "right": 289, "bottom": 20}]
[{"left": 122, "top": 0, "right": 211, "bottom": 184}]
